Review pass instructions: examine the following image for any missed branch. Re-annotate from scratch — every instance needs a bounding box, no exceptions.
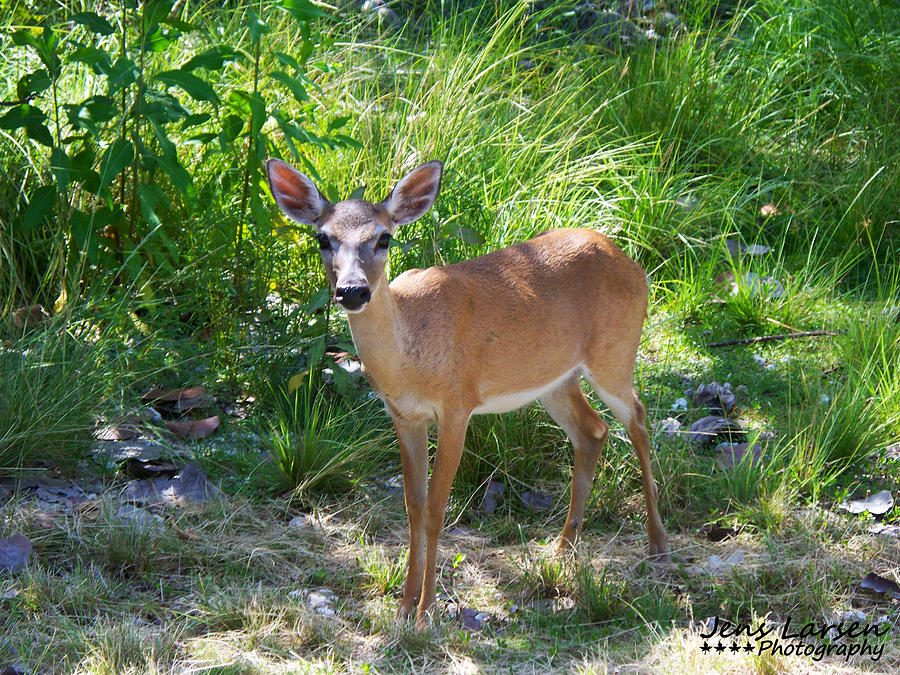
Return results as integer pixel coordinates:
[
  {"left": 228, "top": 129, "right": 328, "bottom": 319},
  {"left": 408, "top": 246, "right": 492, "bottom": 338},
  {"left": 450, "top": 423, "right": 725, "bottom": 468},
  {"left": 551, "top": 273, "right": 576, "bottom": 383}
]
[
  {"left": 0, "top": 94, "right": 36, "bottom": 107},
  {"left": 707, "top": 330, "right": 843, "bottom": 348}
]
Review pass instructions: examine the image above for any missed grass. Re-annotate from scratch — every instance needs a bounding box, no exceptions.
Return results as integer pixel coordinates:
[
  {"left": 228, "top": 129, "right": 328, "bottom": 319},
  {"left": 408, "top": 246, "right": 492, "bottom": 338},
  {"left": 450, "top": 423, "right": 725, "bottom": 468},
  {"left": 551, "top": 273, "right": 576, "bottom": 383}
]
[{"left": 1, "top": 0, "right": 900, "bottom": 672}]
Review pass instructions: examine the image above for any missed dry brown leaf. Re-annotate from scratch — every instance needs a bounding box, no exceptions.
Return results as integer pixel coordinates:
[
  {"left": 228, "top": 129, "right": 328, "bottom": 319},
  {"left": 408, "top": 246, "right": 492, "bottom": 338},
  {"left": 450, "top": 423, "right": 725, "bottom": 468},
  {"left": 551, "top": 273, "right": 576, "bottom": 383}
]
[
  {"left": 174, "top": 525, "right": 202, "bottom": 542},
  {"left": 142, "top": 386, "right": 206, "bottom": 403},
  {"left": 164, "top": 416, "right": 219, "bottom": 440}
]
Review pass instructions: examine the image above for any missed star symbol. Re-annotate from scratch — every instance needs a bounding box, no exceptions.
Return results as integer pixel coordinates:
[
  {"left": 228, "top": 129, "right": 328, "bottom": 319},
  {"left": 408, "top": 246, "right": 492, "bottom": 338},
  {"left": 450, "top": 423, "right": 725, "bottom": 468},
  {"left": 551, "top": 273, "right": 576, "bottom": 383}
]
[
  {"left": 730, "top": 641, "right": 740, "bottom": 652},
  {"left": 744, "top": 641, "right": 754, "bottom": 652},
  {"left": 715, "top": 641, "right": 726, "bottom": 652},
  {"left": 700, "top": 641, "right": 711, "bottom": 653}
]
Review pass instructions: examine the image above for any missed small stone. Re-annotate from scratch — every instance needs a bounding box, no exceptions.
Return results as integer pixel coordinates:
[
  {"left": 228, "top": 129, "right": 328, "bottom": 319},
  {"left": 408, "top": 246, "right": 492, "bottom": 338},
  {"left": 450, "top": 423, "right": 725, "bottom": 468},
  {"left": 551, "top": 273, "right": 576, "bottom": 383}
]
[
  {"left": 116, "top": 505, "right": 165, "bottom": 534},
  {"left": 305, "top": 589, "right": 337, "bottom": 617},
  {"left": 691, "top": 382, "right": 737, "bottom": 416},
  {"left": 521, "top": 491, "right": 554, "bottom": 511},
  {"left": 459, "top": 607, "right": 484, "bottom": 631},
  {"left": 670, "top": 397, "right": 688, "bottom": 412},
  {"left": 716, "top": 442, "right": 763, "bottom": 470},
  {"left": 653, "top": 417, "right": 682, "bottom": 437},
  {"left": 0, "top": 534, "right": 32, "bottom": 573},
  {"left": 289, "top": 514, "right": 319, "bottom": 531}
]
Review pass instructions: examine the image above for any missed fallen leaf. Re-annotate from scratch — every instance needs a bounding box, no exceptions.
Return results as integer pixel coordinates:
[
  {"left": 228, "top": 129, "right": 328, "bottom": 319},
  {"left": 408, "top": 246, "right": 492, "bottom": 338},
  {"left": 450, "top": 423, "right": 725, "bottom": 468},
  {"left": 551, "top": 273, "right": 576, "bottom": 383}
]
[
  {"left": 164, "top": 416, "right": 219, "bottom": 440},
  {"left": 11, "top": 305, "right": 49, "bottom": 330},
  {"left": 839, "top": 490, "right": 894, "bottom": 516},
  {"left": 759, "top": 203, "right": 781, "bottom": 217},
  {"left": 716, "top": 442, "right": 763, "bottom": 470},
  {"left": 860, "top": 572, "right": 900, "bottom": 600},
  {"left": 172, "top": 393, "right": 215, "bottom": 412},
  {"left": 141, "top": 386, "right": 206, "bottom": 403},
  {"left": 0, "top": 534, "right": 32, "bottom": 573},
  {"left": 174, "top": 525, "right": 202, "bottom": 542}
]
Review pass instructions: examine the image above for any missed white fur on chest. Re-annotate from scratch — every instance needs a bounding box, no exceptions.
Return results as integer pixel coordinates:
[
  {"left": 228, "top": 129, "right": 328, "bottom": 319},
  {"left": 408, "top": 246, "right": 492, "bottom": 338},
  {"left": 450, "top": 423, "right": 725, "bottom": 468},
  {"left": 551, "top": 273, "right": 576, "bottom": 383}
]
[{"left": 472, "top": 366, "right": 582, "bottom": 415}]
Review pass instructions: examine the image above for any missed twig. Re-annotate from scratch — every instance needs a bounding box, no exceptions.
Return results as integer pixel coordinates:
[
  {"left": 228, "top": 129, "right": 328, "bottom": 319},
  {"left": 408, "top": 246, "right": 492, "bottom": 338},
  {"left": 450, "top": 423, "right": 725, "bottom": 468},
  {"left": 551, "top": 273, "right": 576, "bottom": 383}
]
[
  {"left": 707, "top": 330, "right": 843, "bottom": 348},
  {"left": 0, "top": 94, "right": 36, "bottom": 107}
]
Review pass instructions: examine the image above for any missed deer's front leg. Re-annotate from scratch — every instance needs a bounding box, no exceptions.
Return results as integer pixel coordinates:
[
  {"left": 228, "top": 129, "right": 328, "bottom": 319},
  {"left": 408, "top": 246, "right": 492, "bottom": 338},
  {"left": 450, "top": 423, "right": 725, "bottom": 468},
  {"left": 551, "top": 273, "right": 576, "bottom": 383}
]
[
  {"left": 416, "top": 410, "right": 469, "bottom": 628},
  {"left": 392, "top": 416, "right": 429, "bottom": 621}
]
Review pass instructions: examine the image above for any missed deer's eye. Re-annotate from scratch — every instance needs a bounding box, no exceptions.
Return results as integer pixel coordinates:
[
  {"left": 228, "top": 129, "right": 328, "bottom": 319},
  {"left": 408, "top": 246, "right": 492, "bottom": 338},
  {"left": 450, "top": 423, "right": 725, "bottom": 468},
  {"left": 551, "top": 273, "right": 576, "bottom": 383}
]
[
  {"left": 316, "top": 233, "right": 331, "bottom": 251},
  {"left": 376, "top": 233, "right": 392, "bottom": 250}
]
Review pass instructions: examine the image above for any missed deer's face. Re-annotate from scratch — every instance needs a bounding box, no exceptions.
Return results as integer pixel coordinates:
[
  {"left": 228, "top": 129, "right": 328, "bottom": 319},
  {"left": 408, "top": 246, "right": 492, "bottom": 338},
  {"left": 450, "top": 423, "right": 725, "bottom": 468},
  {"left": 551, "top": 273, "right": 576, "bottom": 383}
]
[
  {"left": 313, "top": 201, "right": 394, "bottom": 312},
  {"left": 266, "top": 159, "right": 442, "bottom": 313}
]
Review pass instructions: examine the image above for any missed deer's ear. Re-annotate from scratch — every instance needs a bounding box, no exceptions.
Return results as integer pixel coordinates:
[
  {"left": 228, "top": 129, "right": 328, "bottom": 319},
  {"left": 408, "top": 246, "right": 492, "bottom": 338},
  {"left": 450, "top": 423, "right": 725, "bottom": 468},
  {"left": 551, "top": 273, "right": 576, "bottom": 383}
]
[
  {"left": 266, "top": 159, "right": 327, "bottom": 225},
  {"left": 381, "top": 161, "right": 443, "bottom": 226}
]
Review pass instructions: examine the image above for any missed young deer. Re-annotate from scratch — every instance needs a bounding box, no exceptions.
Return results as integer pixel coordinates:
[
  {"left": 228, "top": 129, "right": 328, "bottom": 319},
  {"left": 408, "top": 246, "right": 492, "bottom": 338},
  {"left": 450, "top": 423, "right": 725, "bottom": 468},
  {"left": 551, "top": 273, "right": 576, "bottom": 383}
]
[{"left": 266, "top": 158, "right": 669, "bottom": 626}]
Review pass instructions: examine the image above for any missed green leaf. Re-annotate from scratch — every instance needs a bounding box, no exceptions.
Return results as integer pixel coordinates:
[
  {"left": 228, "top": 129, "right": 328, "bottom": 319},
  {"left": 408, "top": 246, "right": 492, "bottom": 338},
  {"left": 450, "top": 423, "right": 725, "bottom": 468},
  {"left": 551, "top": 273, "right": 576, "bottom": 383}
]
[
  {"left": 348, "top": 185, "right": 366, "bottom": 200},
  {"left": 148, "top": 122, "right": 193, "bottom": 195},
  {"left": 269, "top": 70, "right": 308, "bottom": 103},
  {"left": 106, "top": 57, "right": 138, "bottom": 96},
  {"left": 230, "top": 90, "right": 267, "bottom": 136},
  {"left": 71, "top": 11, "right": 115, "bottom": 36},
  {"left": 324, "top": 183, "right": 340, "bottom": 203},
  {"left": 327, "top": 115, "right": 351, "bottom": 131},
  {"left": 18, "top": 185, "right": 56, "bottom": 235},
  {"left": 66, "top": 46, "right": 111, "bottom": 73},
  {"left": 50, "top": 146, "right": 71, "bottom": 194},
  {"left": 97, "top": 138, "right": 134, "bottom": 192},
  {"left": 222, "top": 114, "right": 244, "bottom": 142},
  {"left": 331, "top": 133, "right": 362, "bottom": 150},
  {"left": 247, "top": 10, "right": 269, "bottom": 43},
  {"left": 16, "top": 69, "right": 51, "bottom": 100},
  {"left": 26, "top": 124, "right": 53, "bottom": 147},
  {"left": 458, "top": 226, "right": 485, "bottom": 246},
  {"left": 278, "top": 0, "right": 327, "bottom": 22},
  {"left": 181, "top": 45, "right": 241, "bottom": 71},
  {"left": 69, "top": 209, "right": 101, "bottom": 264},
  {"left": 142, "top": 89, "right": 189, "bottom": 123},
  {"left": 138, "top": 184, "right": 166, "bottom": 226},
  {"left": 160, "top": 17, "right": 196, "bottom": 32},
  {"left": 156, "top": 70, "right": 220, "bottom": 104},
  {"left": 65, "top": 96, "right": 118, "bottom": 134},
  {"left": 0, "top": 104, "right": 46, "bottom": 131},
  {"left": 273, "top": 50, "right": 303, "bottom": 75},
  {"left": 13, "top": 28, "right": 61, "bottom": 78}
]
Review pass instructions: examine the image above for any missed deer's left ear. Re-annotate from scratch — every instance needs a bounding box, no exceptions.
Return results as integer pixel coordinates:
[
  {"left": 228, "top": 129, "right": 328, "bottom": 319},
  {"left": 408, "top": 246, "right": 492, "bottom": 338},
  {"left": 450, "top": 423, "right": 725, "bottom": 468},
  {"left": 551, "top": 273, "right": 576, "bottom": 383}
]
[{"left": 381, "top": 161, "right": 443, "bottom": 226}]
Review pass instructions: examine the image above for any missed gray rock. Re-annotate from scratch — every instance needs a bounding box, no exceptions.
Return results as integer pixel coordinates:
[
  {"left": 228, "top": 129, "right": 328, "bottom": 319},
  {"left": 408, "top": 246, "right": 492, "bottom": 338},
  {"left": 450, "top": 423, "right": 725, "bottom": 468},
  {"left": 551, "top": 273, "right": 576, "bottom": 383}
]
[
  {"left": 479, "top": 480, "right": 505, "bottom": 513},
  {"left": 840, "top": 490, "right": 894, "bottom": 516},
  {"left": 716, "top": 442, "right": 763, "bottom": 470},
  {"left": 521, "top": 491, "right": 554, "bottom": 511},
  {"left": 688, "top": 416, "right": 744, "bottom": 446},
  {"left": 0, "top": 534, "right": 32, "bottom": 573},
  {"left": 123, "top": 463, "right": 221, "bottom": 506},
  {"left": 691, "top": 382, "right": 737, "bottom": 416},
  {"left": 92, "top": 438, "right": 166, "bottom": 462},
  {"left": 653, "top": 416, "right": 682, "bottom": 437}
]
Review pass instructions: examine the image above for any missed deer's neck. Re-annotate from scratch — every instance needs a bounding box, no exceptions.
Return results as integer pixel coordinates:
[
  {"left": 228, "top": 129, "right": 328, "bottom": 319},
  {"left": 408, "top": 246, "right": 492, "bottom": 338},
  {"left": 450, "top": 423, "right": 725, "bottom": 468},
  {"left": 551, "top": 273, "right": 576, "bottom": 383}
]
[{"left": 345, "top": 279, "right": 403, "bottom": 381}]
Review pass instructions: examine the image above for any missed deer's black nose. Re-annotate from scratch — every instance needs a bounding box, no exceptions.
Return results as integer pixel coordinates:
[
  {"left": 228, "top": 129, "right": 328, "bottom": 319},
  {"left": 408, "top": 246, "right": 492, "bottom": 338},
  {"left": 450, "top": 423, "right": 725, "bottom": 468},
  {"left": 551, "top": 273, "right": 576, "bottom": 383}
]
[{"left": 335, "top": 285, "right": 371, "bottom": 310}]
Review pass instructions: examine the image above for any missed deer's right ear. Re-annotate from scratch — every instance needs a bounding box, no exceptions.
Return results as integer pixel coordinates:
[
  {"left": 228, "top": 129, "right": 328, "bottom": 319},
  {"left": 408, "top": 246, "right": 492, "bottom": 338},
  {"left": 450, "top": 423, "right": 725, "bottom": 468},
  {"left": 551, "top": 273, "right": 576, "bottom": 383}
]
[{"left": 266, "top": 159, "right": 327, "bottom": 225}]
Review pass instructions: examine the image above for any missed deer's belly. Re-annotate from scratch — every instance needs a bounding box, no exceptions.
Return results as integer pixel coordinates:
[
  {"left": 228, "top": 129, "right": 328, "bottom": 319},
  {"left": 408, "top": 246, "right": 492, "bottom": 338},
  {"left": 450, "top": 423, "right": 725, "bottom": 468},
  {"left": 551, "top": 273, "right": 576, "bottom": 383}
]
[{"left": 472, "top": 366, "right": 582, "bottom": 415}]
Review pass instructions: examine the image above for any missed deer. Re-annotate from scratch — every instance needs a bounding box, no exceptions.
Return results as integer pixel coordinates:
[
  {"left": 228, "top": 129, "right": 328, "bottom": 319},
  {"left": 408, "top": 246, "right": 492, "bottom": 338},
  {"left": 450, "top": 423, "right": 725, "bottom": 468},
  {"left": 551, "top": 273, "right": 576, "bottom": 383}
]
[{"left": 265, "top": 157, "right": 669, "bottom": 627}]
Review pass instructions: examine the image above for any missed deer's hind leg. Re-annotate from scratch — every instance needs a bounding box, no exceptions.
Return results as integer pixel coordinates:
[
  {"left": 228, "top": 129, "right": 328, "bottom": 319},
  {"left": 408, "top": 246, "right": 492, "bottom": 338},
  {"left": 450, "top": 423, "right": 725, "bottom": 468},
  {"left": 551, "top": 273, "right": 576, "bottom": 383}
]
[
  {"left": 540, "top": 377, "right": 609, "bottom": 550},
  {"left": 584, "top": 371, "right": 669, "bottom": 561}
]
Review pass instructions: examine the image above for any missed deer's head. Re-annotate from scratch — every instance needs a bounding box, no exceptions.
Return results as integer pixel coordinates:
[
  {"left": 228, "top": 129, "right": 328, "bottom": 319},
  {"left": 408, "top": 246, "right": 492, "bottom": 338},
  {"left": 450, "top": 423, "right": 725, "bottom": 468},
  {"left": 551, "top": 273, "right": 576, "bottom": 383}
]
[{"left": 266, "top": 159, "right": 443, "bottom": 312}]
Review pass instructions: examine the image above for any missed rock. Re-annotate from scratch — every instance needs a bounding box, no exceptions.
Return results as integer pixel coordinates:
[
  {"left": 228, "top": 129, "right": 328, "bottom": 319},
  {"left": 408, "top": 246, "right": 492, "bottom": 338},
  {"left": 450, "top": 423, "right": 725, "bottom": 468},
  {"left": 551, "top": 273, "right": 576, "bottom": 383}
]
[
  {"left": 752, "top": 354, "right": 776, "bottom": 370},
  {"left": 11, "top": 305, "right": 49, "bottom": 331},
  {"left": 654, "top": 10, "right": 680, "bottom": 35},
  {"left": 304, "top": 589, "right": 337, "bottom": 616},
  {"left": 716, "top": 442, "right": 762, "bottom": 470},
  {"left": 479, "top": 480, "right": 505, "bottom": 514},
  {"left": 690, "top": 382, "right": 737, "bottom": 416},
  {"left": 726, "top": 238, "right": 771, "bottom": 259},
  {"left": 706, "top": 550, "right": 744, "bottom": 574},
  {"left": 688, "top": 416, "right": 744, "bottom": 446},
  {"left": 521, "top": 491, "right": 554, "bottom": 511},
  {"left": 595, "top": 11, "right": 638, "bottom": 42},
  {"left": 868, "top": 523, "right": 900, "bottom": 537},
  {"left": 459, "top": 607, "right": 488, "bottom": 631},
  {"left": 729, "top": 272, "right": 785, "bottom": 299},
  {"left": 123, "top": 463, "right": 221, "bottom": 506},
  {"left": 289, "top": 514, "right": 320, "bottom": 531},
  {"left": 0, "top": 534, "right": 32, "bottom": 573},
  {"left": 653, "top": 417, "right": 682, "bottom": 437},
  {"left": 92, "top": 438, "right": 166, "bottom": 462},
  {"left": 670, "top": 397, "right": 688, "bottom": 412},
  {"left": 677, "top": 194, "right": 700, "bottom": 211},
  {"left": 839, "top": 490, "right": 894, "bottom": 516},
  {"left": 885, "top": 443, "right": 900, "bottom": 461},
  {"left": 116, "top": 505, "right": 165, "bottom": 534}
]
